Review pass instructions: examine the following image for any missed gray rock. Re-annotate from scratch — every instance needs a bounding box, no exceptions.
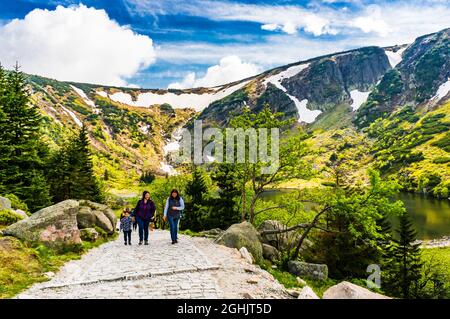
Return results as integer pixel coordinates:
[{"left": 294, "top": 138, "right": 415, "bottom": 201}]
[
  {"left": 323, "top": 281, "right": 391, "bottom": 299},
  {"left": 296, "top": 277, "right": 307, "bottom": 286},
  {"left": 102, "top": 208, "right": 117, "bottom": 231},
  {"left": 239, "top": 247, "right": 254, "bottom": 264},
  {"left": 77, "top": 206, "right": 96, "bottom": 229},
  {"left": 298, "top": 286, "right": 320, "bottom": 299},
  {"left": 80, "top": 228, "right": 99, "bottom": 242},
  {"left": 3, "top": 200, "right": 81, "bottom": 247},
  {"left": 0, "top": 196, "right": 12, "bottom": 210},
  {"left": 93, "top": 210, "right": 114, "bottom": 234},
  {"left": 262, "top": 243, "right": 280, "bottom": 262},
  {"left": 287, "top": 261, "right": 328, "bottom": 281},
  {"left": 14, "top": 209, "right": 28, "bottom": 219},
  {"left": 215, "top": 221, "right": 263, "bottom": 262}
]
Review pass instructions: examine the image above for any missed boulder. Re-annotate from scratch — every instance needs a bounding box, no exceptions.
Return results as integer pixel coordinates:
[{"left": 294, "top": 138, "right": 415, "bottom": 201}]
[
  {"left": 79, "top": 200, "right": 117, "bottom": 230},
  {"left": 0, "top": 196, "right": 12, "bottom": 210},
  {"left": 80, "top": 228, "right": 99, "bottom": 242},
  {"left": 298, "top": 286, "right": 320, "bottom": 299},
  {"left": 14, "top": 209, "right": 28, "bottom": 219},
  {"left": 323, "top": 281, "right": 391, "bottom": 299},
  {"left": 77, "top": 206, "right": 96, "bottom": 229},
  {"left": 93, "top": 210, "right": 114, "bottom": 234},
  {"left": 215, "top": 222, "right": 263, "bottom": 262},
  {"left": 102, "top": 208, "right": 117, "bottom": 231},
  {"left": 296, "top": 277, "right": 307, "bottom": 286},
  {"left": 287, "top": 261, "right": 328, "bottom": 281},
  {"left": 239, "top": 247, "right": 254, "bottom": 264},
  {"left": 262, "top": 243, "right": 280, "bottom": 262},
  {"left": 3, "top": 200, "right": 81, "bottom": 247}
]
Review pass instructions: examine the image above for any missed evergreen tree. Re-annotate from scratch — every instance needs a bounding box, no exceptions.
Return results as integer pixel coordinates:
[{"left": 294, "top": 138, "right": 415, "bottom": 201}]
[
  {"left": 207, "top": 163, "right": 241, "bottom": 229},
  {"left": 48, "top": 124, "right": 102, "bottom": 203},
  {"left": 182, "top": 166, "right": 208, "bottom": 231},
  {"left": 383, "top": 213, "right": 423, "bottom": 298},
  {"left": 0, "top": 63, "right": 51, "bottom": 211}
]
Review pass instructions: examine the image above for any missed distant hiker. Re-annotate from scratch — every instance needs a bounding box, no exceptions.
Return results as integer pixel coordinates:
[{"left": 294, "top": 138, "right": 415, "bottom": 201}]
[
  {"left": 120, "top": 210, "right": 133, "bottom": 245},
  {"left": 163, "top": 189, "right": 185, "bottom": 244},
  {"left": 132, "top": 191, "right": 156, "bottom": 245}
]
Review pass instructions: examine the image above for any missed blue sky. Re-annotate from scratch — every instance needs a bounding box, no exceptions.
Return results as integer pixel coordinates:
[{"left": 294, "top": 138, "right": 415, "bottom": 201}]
[{"left": 0, "top": 0, "right": 449, "bottom": 88}]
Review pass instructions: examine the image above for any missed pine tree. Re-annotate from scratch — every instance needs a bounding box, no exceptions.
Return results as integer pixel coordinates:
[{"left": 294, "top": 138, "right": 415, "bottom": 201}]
[
  {"left": 208, "top": 163, "right": 241, "bottom": 229},
  {"left": 48, "top": 124, "right": 102, "bottom": 203},
  {"left": 182, "top": 166, "right": 208, "bottom": 231},
  {"left": 383, "top": 213, "right": 423, "bottom": 298},
  {"left": 0, "top": 63, "right": 51, "bottom": 211}
]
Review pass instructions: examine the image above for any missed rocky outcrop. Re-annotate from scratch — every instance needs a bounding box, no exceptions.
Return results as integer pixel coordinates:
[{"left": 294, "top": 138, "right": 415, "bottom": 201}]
[
  {"left": 323, "top": 281, "right": 391, "bottom": 299},
  {"left": 93, "top": 210, "right": 114, "bottom": 234},
  {"left": 79, "top": 200, "right": 117, "bottom": 231},
  {"left": 77, "top": 206, "right": 96, "bottom": 229},
  {"left": 298, "top": 286, "right": 320, "bottom": 299},
  {"left": 3, "top": 200, "right": 81, "bottom": 247},
  {"left": 287, "top": 261, "right": 328, "bottom": 281},
  {"left": 0, "top": 196, "right": 12, "bottom": 210},
  {"left": 215, "top": 221, "right": 263, "bottom": 263}
]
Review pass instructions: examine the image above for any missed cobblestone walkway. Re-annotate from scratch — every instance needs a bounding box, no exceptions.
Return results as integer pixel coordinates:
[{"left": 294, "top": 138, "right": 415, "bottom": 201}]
[{"left": 16, "top": 230, "right": 291, "bottom": 299}]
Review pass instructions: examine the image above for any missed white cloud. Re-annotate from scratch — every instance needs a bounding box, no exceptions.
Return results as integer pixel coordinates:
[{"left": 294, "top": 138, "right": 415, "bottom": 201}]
[
  {"left": 168, "top": 55, "right": 261, "bottom": 89},
  {"left": 0, "top": 4, "right": 155, "bottom": 86}
]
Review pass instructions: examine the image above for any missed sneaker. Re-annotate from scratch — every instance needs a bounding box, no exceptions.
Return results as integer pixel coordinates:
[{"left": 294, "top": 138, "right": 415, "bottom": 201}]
[
  {"left": 175, "top": 240, "right": 178, "bottom": 243},
  {"left": 139, "top": 241, "right": 143, "bottom": 245},
  {"left": 124, "top": 242, "right": 127, "bottom": 245},
  {"left": 144, "top": 241, "right": 149, "bottom": 245},
  {"left": 172, "top": 241, "right": 176, "bottom": 245},
  {"left": 128, "top": 242, "right": 132, "bottom": 245}
]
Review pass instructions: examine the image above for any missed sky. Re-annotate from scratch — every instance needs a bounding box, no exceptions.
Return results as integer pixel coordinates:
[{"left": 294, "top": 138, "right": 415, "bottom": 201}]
[{"left": 0, "top": 0, "right": 449, "bottom": 89}]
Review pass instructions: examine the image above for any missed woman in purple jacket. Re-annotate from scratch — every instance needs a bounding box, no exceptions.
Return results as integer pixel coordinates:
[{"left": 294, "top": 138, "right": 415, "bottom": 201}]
[{"left": 133, "top": 191, "right": 156, "bottom": 245}]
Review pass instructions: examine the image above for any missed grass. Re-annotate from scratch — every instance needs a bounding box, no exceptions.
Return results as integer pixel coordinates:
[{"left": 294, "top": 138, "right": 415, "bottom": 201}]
[
  {"left": 0, "top": 233, "right": 116, "bottom": 299},
  {"left": 422, "top": 247, "right": 450, "bottom": 280}
]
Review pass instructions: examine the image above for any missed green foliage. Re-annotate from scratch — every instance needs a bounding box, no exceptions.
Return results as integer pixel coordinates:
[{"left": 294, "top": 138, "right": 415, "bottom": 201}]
[
  {"left": 0, "top": 209, "right": 24, "bottom": 226},
  {"left": 431, "top": 132, "right": 450, "bottom": 152},
  {"left": 0, "top": 64, "right": 51, "bottom": 212},
  {"left": 182, "top": 167, "right": 209, "bottom": 232},
  {"left": 139, "top": 171, "right": 156, "bottom": 184},
  {"left": 47, "top": 125, "right": 103, "bottom": 203},
  {"left": 3, "top": 193, "right": 29, "bottom": 213},
  {"left": 304, "top": 170, "right": 405, "bottom": 279}
]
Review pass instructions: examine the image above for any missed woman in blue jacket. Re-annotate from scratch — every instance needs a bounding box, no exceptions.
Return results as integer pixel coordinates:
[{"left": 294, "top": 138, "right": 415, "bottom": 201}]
[
  {"left": 133, "top": 191, "right": 156, "bottom": 245},
  {"left": 163, "top": 189, "right": 185, "bottom": 244}
]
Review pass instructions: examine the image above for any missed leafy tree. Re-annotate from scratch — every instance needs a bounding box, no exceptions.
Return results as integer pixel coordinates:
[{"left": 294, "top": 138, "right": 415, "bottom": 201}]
[
  {"left": 140, "top": 170, "right": 155, "bottom": 184},
  {"left": 229, "top": 105, "right": 312, "bottom": 224},
  {"left": 0, "top": 63, "right": 51, "bottom": 211}
]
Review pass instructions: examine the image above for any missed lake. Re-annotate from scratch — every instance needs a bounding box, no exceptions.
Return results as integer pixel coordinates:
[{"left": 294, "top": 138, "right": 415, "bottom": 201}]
[{"left": 260, "top": 189, "right": 450, "bottom": 240}]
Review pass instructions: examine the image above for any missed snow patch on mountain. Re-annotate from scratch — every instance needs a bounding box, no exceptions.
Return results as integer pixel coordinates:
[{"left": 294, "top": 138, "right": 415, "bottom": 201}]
[
  {"left": 350, "top": 90, "right": 371, "bottom": 111},
  {"left": 432, "top": 78, "right": 450, "bottom": 101},
  {"left": 61, "top": 106, "right": 83, "bottom": 127},
  {"left": 384, "top": 47, "right": 407, "bottom": 68},
  {"left": 97, "top": 91, "right": 108, "bottom": 98},
  {"left": 71, "top": 85, "right": 101, "bottom": 114},
  {"left": 106, "top": 80, "right": 250, "bottom": 112},
  {"left": 263, "top": 63, "right": 321, "bottom": 123}
]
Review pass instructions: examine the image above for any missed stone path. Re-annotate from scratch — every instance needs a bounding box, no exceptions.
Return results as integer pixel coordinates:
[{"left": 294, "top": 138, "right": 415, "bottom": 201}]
[{"left": 16, "top": 230, "right": 291, "bottom": 299}]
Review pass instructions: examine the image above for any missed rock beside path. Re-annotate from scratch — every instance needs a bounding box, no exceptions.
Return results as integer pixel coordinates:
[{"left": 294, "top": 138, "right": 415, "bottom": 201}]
[
  {"left": 3, "top": 200, "right": 81, "bottom": 248},
  {"left": 288, "top": 261, "right": 328, "bottom": 281},
  {"left": 215, "top": 222, "right": 263, "bottom": 263},
  {"left": 323, "top": 281, "right": 391, "bottom": 299}
]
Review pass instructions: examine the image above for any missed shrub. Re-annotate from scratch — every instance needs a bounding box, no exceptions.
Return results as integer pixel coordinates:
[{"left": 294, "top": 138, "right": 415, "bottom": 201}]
[
  {"left": 0, "top": 209, "right": 24, "bottom": 226},
  {"left": 3, "top": 194, "right": 29, "bottom": 214}
]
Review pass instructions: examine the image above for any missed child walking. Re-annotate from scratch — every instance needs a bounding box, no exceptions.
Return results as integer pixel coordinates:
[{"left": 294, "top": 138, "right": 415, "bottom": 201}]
[{"left": 120, "top": 210, "right": 133, "bottom": 245}]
